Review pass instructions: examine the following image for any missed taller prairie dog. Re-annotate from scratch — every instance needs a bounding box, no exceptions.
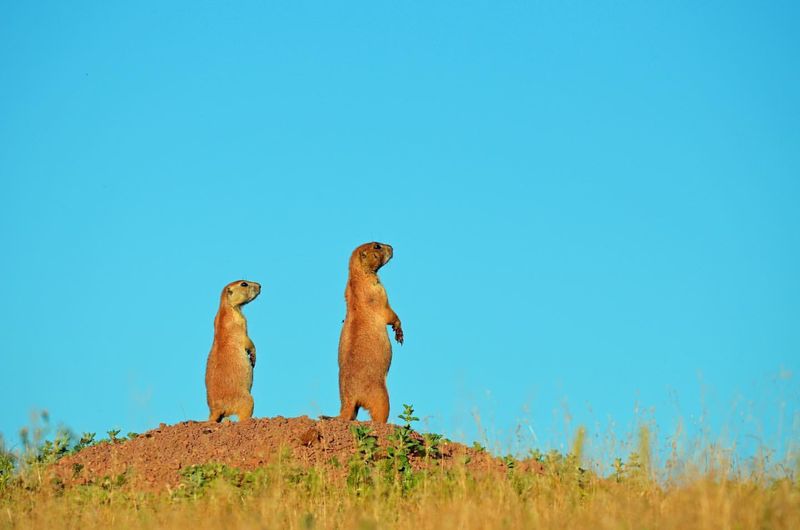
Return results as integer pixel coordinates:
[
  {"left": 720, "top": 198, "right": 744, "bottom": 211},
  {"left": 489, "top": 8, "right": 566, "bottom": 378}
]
[
  {"left": 205, "top": 279, "right": 261, "bottom": 422},
  {"left": 338, "top": 242, "right": 403, "bottom": 423}
]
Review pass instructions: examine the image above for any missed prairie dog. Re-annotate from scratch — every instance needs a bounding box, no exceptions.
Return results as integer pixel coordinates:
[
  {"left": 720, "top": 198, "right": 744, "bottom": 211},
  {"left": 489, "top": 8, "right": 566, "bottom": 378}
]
[
  {"left": 205, "top": 279, "right": 261, "bottom": 422},
  {"left": 338, "top": 242, "right": 403, "bottom": 423}
]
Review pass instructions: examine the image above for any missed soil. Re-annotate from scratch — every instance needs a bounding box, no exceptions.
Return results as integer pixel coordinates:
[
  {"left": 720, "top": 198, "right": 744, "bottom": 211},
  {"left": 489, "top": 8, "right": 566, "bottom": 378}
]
[{"left": 49, "top": 416, "right": 543, "bottom": 491}]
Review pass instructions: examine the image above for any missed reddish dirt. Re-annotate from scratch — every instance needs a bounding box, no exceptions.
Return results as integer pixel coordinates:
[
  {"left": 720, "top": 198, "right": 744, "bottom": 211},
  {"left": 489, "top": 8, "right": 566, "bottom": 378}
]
[{"left": 50, "top": 416, "right": 543, "bottom": 491}]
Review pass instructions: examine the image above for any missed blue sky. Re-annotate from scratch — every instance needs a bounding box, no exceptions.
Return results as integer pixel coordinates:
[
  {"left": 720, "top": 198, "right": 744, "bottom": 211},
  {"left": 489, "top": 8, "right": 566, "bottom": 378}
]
[{"left": 1, "top": 1, "right": 798, "bottom": 461}]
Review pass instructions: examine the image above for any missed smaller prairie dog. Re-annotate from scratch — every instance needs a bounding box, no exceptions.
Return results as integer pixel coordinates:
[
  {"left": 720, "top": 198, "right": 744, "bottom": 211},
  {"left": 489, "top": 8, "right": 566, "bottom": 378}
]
[{"left": 205, "top": 279, "right": 261, "bottom": 422}]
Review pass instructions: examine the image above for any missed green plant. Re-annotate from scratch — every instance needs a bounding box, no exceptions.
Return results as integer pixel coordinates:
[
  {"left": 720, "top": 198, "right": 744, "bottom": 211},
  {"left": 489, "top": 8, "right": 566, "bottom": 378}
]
[
  {"left": 0, "top": 438, "right": 16, "bottom": 491},
  {"left": 383, "top": 405, "right": 424, "bottom": 492},
  {"left": 177, "top": 463, "right": 241, "bottom": 500},
  {"left": 106, "top": 430, "right": 122, "bottom": 443},
  {"left": 17, "top": 410, "right": 75, "bottom": 466},
  {"left": 397, "top": 404, "right": 419, "bottom": 425},
  {"left": 351, "top": 425, "right": 380, "bottom": 462},
  {"left": 72, "top": 432, "right": 97, "bottom": 454},
  {"left": 529, "top": 448, "right": 545, "bottom": 462},
  {"left": 612, "top": 457, "right": 625, "bottom": 482},
  {"left": 347, "top": 424, "right": 379, "bottom": 493},
  {"left": 27, "top": 430, "right": 73, "bottom": 465},
  {"left": 423, "top": 432, "right": 444, "bottom": 459}
]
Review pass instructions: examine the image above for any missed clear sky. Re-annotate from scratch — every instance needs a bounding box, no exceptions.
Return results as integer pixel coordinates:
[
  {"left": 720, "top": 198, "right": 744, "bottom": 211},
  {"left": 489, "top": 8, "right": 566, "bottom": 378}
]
[{"left": 1, "top": 1, "right": 798, "bottom": 462}]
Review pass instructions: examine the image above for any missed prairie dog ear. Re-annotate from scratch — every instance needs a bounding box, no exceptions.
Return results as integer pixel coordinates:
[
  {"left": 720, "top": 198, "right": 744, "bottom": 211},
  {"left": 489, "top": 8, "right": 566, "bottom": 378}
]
[
  {"left": 360, "top": 250, "right": 367, "bottom": 259},
  {"left": 227, "top": 287, "right": 234, "bottom": 296}
]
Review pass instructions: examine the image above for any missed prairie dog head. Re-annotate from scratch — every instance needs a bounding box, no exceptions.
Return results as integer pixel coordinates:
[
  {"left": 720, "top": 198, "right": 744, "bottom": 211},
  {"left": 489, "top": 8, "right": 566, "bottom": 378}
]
[
  {"left": 351, "top": 242, "right": 394, "bottom": 273},
  {"left": 223, "top": 280, "right": 261, "bottom": 308}
]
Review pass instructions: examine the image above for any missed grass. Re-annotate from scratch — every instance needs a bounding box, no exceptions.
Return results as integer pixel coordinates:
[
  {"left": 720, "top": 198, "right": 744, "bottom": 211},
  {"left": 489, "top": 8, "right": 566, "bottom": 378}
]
[{"left": 0, "top": 408, "right": 798, "bottom": 530}]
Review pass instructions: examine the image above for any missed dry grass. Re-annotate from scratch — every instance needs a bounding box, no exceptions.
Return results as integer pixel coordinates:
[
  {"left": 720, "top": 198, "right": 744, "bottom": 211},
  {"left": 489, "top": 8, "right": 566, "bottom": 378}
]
[{"left": 2, "top": 428, "right": 798, "bottom": 530}]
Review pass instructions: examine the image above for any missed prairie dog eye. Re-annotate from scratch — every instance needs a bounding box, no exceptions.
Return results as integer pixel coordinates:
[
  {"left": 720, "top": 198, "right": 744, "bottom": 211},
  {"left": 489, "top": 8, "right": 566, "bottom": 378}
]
[
  {"left": 373, "top": 243, "right": 381, "bottom": 250},
  {"left": 240, "top": 282, "right": 248, "bottom": 287}
]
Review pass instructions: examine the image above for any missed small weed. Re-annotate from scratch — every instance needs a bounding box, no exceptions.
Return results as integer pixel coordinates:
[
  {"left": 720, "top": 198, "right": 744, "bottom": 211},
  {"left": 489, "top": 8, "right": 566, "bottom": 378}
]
[
  {"left": 106, "top": 430, "right": 122, "bottom": 443},
  {"left": 177, "top": 463, "right": 240, "bottom": 500},
  {"left": 348, "top": 425, "right": 379, "bottom": 493},
  {"left": 529, "top": 448, "right": 545, "bottom": 463},
  {"left": 351, "top": 425, "right": 379, "bottom": 462},
  {"left": 72, "top": 432, "right": 97, "bottom": 454},
  {"left": 0, "top": 439, "right": 16, "bottom": 491},
  {"left": 397, "top": 404, "right": 419, "bottom": 425},
  {"left": 384, "top": 405, "right": 424, "bottom": 492},
  {"left": 423, "top": 433, "right": 444, "bottom": 459},
  {"left": 27, "top": 430, "right": 72, "bottom": 465},
  {"left": 613, "top": 457, "right": 625, "bottom": 482}
]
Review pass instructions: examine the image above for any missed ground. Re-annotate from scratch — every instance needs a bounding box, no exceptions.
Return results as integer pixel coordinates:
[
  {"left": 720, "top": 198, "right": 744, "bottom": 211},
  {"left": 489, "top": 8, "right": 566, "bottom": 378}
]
[{"left": 50, "top": 416, "right": 541, "bottom": 490}]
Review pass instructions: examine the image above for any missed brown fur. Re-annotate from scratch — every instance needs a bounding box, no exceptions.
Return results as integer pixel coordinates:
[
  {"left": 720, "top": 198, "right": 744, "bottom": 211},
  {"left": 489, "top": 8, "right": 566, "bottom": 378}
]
[
  {"left": 205, "top": 279, "right": 261, "bottom": 422},
  {"left": 338, "top": 242, "right": 403, "bottom": 423}
]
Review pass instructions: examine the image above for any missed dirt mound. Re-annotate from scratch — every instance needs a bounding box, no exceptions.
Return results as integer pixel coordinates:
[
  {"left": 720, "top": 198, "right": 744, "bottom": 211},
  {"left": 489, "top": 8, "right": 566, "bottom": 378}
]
[{"left": 50, "top": 416, "right": 541, "bottom": 490}]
